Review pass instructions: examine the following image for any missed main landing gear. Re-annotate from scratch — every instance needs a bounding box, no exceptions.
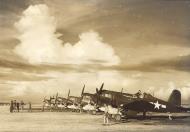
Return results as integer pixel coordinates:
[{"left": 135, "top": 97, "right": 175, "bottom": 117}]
[
  {"left": 109, "top": 114, "right": 122, "bottom": 121},
  {"left": 114, "top": 114, "right": 122, "bottom": 121}
]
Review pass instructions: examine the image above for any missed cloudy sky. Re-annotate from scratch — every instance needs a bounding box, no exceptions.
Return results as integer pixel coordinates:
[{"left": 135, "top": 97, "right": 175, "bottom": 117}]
[{"left": 0, "top": 0, "right": 190, "bottom": 103}]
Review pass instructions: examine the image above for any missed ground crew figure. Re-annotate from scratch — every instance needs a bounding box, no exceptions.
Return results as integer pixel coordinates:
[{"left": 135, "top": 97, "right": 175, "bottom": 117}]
[
  {"left": 20, "top": 100, "right": 24, "bottom": 111},
  {"left": 16, "top": 102, "right": 20, "bottom": 112},
  {"left": 13, "top": 100, "right": 17, "bottom": 112},
  {"left": 10, "top": 100, "right": 13, "bottom": 113},
  {"left": 104, "top": 104, "right": 109, "bottom": 125},
  {"left": 42, "top": 102, "right": 45, "bottom": 112},
  {"left": 28, "top": 102, "right": 32, "bottom": 112}
]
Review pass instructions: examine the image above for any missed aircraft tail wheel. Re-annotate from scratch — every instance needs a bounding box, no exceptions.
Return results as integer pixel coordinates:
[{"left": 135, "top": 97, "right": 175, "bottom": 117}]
[
  {"left": 168, "top": 114, "right": 173, "bottom": 120},
  {"left": 115, "top": 114, "right": 121, "bottom": 121}
]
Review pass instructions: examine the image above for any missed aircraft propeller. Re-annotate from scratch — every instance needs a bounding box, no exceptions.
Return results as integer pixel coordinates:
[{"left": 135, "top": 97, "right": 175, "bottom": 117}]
[
  {"left": 121, "top": 88, "right": 123, "bottom": 93},
  {"left": 96, "top": 83, "right": 104, "bottom": 95},
  {"left": 43, "top": 96, "right": 46, "bottom": 102},
  {"left": 81, "top": 84, "right": 85, "bottom": 96},
  {"left": 79, "top": 84, "right": 86, "bottom": 107},
  {"left": 67, "top": 89, "right": 70, "bottom": 99},
  {"left": 96, "top": 88, "right": 99, "bottom": 94},
  {"left": 95, "top": 83, "right": 104, "bottom": 105},
  {"left": 55, "top": 92, "right": 58, "bottom": 106},
  {"left": 65, "top": 89, "right": 71, "bottom": 106}
]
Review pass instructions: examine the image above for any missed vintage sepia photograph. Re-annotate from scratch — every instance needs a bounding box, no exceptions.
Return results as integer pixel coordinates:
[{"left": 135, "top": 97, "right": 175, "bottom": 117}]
[{"left": 0, "top": 0, "right": 190, "bottom": 131}]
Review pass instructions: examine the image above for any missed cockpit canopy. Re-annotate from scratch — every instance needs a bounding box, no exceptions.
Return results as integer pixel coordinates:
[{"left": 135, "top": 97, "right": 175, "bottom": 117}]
[
  {"left": 69, "top": 97, "right": 77, "bottom": 102},
  {"left": 83, "top": 95, "right": 91, "bottom": 100},
  {"left": 101, "top": 93, "right": 112, "bottom": 99}
]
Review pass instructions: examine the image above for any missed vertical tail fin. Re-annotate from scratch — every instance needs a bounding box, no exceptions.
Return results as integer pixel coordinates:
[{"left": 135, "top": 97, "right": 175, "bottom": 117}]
[{"left": 168, "top": 89, "right": 181, "bottom": 106}]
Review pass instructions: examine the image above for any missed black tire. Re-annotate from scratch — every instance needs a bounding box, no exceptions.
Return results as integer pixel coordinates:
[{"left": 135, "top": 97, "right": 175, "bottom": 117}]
[
  {"left": 114, "top": 114, "right": 122, "bottom": 121},
  {"left": 92, "top": 110, "right": 96, "bottom": 115}
]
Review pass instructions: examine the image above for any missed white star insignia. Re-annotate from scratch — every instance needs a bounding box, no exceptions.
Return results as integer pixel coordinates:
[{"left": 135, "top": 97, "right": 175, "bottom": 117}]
[
  {"left": 150, "top": 101, "right": 161, "bottom": 109},
  {"left": 154, "top": 101, "right": 161, "bottom": 109},
  {"left": 149, "top": 101, "right": 166, "bottom": 109}
]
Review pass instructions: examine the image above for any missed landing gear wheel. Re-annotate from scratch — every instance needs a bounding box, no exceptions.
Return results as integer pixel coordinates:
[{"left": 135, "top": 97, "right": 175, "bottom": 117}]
[
  {"left": 92, "top": 110, "right": 96, "bottom": 115},
  {"left": 114, "top": 114, "right": 121, "bottom": 121}
]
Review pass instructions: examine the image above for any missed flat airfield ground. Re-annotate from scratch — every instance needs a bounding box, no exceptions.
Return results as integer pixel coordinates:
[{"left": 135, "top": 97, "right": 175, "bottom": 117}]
[{"left": 0, "top": 106, "right": 190, "bottom": 132}]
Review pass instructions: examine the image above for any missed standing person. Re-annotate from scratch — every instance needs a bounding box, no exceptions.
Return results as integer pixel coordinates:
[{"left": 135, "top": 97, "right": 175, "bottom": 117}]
[
  {"left": 42, "top": 101, "right": 45, "bottom": 112},
  {"left": 16, "top": 102, "right": 20, "bottom": 112},
  {"left": 13, "top": 100, "right": 17, "bottom": 112},
  {"left": 103, "top": 104, "right": 109, "bottom": 125},
  {"left": 20, "top": 100, "right": 24, "bottom": 111},
  {"left": 10, "top": 100, "right": 13, "bottom": 113},
  {"left": 28, "top": 102, "right": 32, "bottom": 112}
]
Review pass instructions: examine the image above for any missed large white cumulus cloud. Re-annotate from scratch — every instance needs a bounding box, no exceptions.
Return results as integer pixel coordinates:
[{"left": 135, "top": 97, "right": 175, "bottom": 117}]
[
  {"left": 14, "top": 4, "right": 120, "bottom": 65},
  {"left": 9, "top": 71, "right": 136, "bottom": 98}
]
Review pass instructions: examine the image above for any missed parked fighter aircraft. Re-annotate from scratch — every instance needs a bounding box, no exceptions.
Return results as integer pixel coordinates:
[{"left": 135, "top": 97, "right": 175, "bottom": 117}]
[
  {"left": 94, "top": 83, "right": 190, "bottom": 121},
  {"left": 80, "top": 84, "right": 103, "bottom": 106},
  {"left": 80, "top": 84, "right": 104, "bottom": 113},
  {"left": 81, "top": 83, "right": 129, "bottom": 114},
  {"left": 81, "top": 83, "right": 132, "bottom": 114},
  {"left": 122, "top": 90, "right": 190, "bottom": 116},
  {"left": 67, "top": 85, "right": 85, "bottom": 111}
]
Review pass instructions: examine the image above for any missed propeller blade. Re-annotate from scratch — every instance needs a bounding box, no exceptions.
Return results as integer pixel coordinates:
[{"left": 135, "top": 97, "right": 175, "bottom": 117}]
[
  {"left": 43, "top": 96, "right": 46, "bottom": 102},
  {"left": 55, "top": 93, "right": 58, "bottom": 105},
  {"left": 68, "top": 89, "right": 70, "bottom": 99},
  {"left": 121, "top": 88, "right": 123, "bottom": 93},
  {"left": 81, "top": 84, "right": 85, "bottom": 96},
  {"left": 99, "top": 83, "right": 104, "bottom": 93},
  {"left": 96, "top": 88, "right": 99, "bottom": 94}
]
